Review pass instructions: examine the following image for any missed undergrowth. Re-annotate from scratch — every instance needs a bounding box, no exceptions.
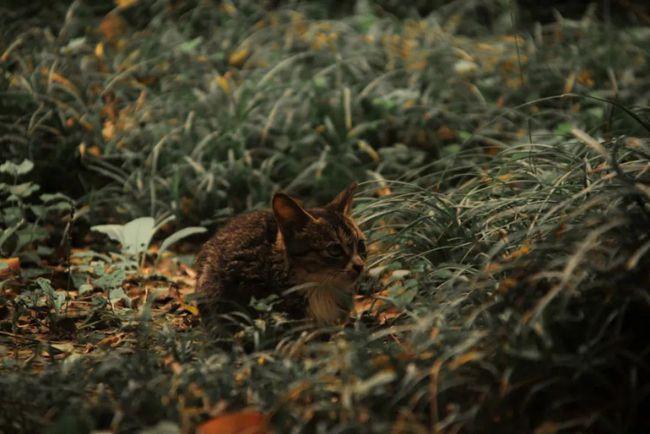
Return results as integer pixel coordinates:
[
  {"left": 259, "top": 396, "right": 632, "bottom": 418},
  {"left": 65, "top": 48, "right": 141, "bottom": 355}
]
[{"left": 1, "top": 1, "right": 649, "bottom": 433}]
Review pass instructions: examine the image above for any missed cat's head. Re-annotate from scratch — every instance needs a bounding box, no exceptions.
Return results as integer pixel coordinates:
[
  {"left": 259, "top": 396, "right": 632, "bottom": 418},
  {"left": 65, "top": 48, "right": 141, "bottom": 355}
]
[{"left": 272, "top": 182, "right": 366, "bottom": 290}]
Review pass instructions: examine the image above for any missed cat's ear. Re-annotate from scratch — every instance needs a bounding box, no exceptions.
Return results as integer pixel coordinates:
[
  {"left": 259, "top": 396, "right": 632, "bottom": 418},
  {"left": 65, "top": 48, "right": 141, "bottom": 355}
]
[
  {"left": 272, "top": 193, "right": 314, "bottom": 236},
  {"left": 326, "top": 182, "right": 358, "bottom": 215}
]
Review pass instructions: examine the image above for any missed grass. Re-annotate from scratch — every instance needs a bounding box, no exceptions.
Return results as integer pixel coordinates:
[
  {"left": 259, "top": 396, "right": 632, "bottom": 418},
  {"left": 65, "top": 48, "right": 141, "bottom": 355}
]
[{"left": 1, "top": 1, "right": 649, "bottom": 433}]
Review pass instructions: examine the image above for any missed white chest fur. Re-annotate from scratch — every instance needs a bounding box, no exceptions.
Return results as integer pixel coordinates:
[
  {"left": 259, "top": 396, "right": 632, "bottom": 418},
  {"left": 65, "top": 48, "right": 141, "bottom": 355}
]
[{"left": 306, "top": 285, "right": 351, "bottom": 324}]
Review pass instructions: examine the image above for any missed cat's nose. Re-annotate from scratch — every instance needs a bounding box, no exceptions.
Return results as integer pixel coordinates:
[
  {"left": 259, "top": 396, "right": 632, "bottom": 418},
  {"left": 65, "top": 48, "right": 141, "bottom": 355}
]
[{"left": 352, "top": 262, "right": 364, "bottom": 274}]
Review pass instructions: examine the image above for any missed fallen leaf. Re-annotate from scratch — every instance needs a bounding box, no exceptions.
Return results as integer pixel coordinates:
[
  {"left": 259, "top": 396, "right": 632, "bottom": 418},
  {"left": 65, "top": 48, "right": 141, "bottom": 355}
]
[
  {"left": 102, "top": 120, "right": 116, "bottom": 140},
  {"left": 354, "top": 294, "right": 401, "bottom": 325},
  {"left": 39, "top": 67, "right": 78, "bottom": 93},
  {"left": 98, "top": 334, "right": 122, "bottom": 348},
  {"left": 115, "top": 0, "right": 139, "bottom": 9},
  {"left": 215, "top": 74, "right": 232, "bottom": 94},
  {"left": 95, "top": 42, "right": 105, "bottom": 58},
  {"left": 229, "top": 47, "right": 250, "bottom": 67},
  {"left": 0, "top": 257, "right": 20, "bottom": 277},
  {"left": 448, "top": 351, "right": 484, "bottom": 370},
  {"left": 197, "top": 411, "right": 270, "bottom": 434},
  {"left": 576, "top": 69, "right": 595, "bottom": 87},
  {"left": 534, "top": 421, "right": 559, "bottom": 434},
  {"left": 178, "top": 304, "right": 199, "bottom": 316},
  {"left": 100, "top": 13, "right": 127, "bottom": 42},
  {"left": 502, "top": 243, "right": 531, "bottom": 261},
  {"left": 50, "top": 342, "right": 75, "bottom": 353},
  {"left": 436, "top": 125, "right": 456, "bottom": 141}
]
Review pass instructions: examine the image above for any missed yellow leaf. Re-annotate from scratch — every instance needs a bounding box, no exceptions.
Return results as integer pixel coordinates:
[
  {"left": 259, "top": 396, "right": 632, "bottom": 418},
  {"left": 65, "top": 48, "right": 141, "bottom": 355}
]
[
  {"left": 115, "top": 0, "right": 138, "bottom": 9},
  {"left": 563, "top": 70, "right": 576, "bottom": 93},
  {"left": 357, "top": 140, "right": 380, "bottom": 162},
  {"left": 51, "top": 342, "right": 75, "bottom": 353},
  {"left": 94, "top": 42, "right": 104, "bottom": 59},
  {"left": 179, "top": 304, "right": 199, "bottom": 316},
  {"left": 448, "top": 351, "right": 483, "bottom": 370},
  {"left": 219, "top": 1, "right": 237, "bottom": 17},
  {"left": 215, "top": 75, "right": 231, "bottom": 94},
  {"left": 229, "top": 47, "right": 250, "bottom": 67},
  {"left": 102, "top": 120, "right": 115, "bottom": 141},
  {"left": 403, "top": 99, "right": 416, "bottom": 109}
]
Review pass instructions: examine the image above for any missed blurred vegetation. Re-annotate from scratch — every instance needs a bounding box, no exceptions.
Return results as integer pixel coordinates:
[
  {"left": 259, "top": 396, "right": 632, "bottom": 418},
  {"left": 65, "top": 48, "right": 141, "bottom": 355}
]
[{"left": 1, "top": 0, "right": 649, "bottom": 433}]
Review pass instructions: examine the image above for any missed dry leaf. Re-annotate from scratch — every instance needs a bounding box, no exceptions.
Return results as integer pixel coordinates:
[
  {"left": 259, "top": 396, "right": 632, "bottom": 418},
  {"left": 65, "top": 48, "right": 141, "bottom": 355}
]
[
  {"left": 0, "top": 257, "right": 20, "bottom": 277},
  {"left": 40, "top": 67, "right": 78, "bottom": 93},
  {"left": 178, "top": 304, "right": 199, "bottom": 316},
  {"left": 229, "top": 47, "right": 250, "bottom": 67},
  {"left": 448, "top": 351, "right": 483, "bottom": 370},
  {"left": 436, "top": 125, "right": 456, "bottom": 141},
  {"left": 95, "top": 42, "right": 105, "bottom": 59},
  {"left": 215, "top": 75, "right": 232, "bottom": 94},
  {"left": 102, "top": 120, "right": 116, "bottom": 141},
  {"left": 534, "top": 421, "right": 559, "bottom": 434},
  {"left": 100, "top": 13, "right": 127, "bottom": 42},
  {"left": 51, "top": 342, "right": 75, "bottom": 354},
  {"left": 354, "top": 294, "right": 401, "bottom": 325},
  {"left": 115, "top": 0, "right": 138, "bottom": 9},
  {"left": 98, "top": 334, "right": 122, "bottom": 348},
  {"left": 197, "top": 411, "right": 270, "bottom": 434},
  {"left": 502, "top": 243, "right": 530, "bottom": 261},
  {"left": 357, "top": 140, "right": 380, "bottom": 162}
]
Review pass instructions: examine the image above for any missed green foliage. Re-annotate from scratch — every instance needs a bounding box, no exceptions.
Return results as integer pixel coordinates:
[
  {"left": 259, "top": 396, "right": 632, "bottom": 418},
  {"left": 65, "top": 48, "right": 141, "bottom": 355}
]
[
  {"left": 1, "top": 1, "right": 649, "bottom": 434},
  {"left": 0, "top": 159, "right": 73, "bottom": 268}
]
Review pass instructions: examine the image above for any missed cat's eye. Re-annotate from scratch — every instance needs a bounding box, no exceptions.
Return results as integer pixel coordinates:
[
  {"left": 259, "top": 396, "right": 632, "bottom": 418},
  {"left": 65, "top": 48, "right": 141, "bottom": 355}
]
[
  {"left": 357, "top": 239, "right": 367, "bottom": 257},
  {"left": 325, "top": 244, "right": 345, "bottom": 258}
]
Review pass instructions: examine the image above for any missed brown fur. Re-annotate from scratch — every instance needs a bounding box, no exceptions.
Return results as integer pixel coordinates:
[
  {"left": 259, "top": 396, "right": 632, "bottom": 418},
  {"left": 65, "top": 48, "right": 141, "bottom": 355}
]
[{"left": 195, "top": 183, "right": 365, "bottom": 325}]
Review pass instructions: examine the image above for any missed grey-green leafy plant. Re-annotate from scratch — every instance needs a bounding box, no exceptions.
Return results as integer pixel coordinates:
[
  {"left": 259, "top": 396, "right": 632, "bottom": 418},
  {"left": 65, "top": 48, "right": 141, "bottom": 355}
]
[
  {"left": 91, "top": 216, "right": 206, "bottom": 267},
  {"left": 0, "top": 159, "right": 73, "bottom": 269},
  {"left": 1, "top": 1, "right": 649, "bottom": 434}
]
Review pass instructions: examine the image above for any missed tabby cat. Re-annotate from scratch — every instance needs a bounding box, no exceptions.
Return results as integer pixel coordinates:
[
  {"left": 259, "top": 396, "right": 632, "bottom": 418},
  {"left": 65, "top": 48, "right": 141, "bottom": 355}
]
[{"left": 195, "top": 183, "right": 366, "bottom": 325}]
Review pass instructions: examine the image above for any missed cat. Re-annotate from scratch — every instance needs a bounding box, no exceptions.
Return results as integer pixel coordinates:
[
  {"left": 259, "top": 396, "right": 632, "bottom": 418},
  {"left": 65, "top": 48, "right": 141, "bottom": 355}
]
[{"left": 195, "top": 182, "right": 366, "bottom": 326}]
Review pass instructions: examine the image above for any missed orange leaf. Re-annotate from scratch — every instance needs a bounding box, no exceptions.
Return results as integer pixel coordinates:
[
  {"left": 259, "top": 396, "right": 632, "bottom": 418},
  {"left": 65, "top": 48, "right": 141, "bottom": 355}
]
[
  {"left": 100, "top": 13, "right": 127, "bottom": 41},
  {"left": 353, "top": 294, "right": 401, "bottom": 324},
  {"left": 502, "top": 243, "right": 531, "bottom": 261},
  {"left": 436, "top": 125, "right": 456, "bottom": 141},
  {"left": 97, "top": 334, "right": 122, "bottom": 348},
  {"left": 40, "top": 68, "right": 77, "bottom": 93},
  {"left": 0, "top": 257, "right": 20, "bottom": 277},
  {"left": 197, "top": 411, "right": 270, "bottom": 434}
]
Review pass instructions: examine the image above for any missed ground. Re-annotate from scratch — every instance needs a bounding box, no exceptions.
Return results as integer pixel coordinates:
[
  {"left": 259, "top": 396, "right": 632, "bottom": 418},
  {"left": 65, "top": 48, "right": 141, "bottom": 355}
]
[{"left": 1, "top": 1, "right": 649, "bottom": 433}]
